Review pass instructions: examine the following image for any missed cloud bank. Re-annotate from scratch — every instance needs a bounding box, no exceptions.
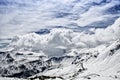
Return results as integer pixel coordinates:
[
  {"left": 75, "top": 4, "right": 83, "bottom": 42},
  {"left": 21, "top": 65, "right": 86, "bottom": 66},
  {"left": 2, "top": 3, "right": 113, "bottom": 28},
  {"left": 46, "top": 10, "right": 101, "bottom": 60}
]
[{"left": 5, "top": 17, "right": 120, "bottom": 56}]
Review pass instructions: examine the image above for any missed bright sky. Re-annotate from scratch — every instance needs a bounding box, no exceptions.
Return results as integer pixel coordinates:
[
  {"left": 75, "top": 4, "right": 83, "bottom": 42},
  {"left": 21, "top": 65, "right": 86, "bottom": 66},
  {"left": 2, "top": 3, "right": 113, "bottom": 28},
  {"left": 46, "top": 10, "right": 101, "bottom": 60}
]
[{"left": 0, "top": 0, "right": 120, "bottom": 39}]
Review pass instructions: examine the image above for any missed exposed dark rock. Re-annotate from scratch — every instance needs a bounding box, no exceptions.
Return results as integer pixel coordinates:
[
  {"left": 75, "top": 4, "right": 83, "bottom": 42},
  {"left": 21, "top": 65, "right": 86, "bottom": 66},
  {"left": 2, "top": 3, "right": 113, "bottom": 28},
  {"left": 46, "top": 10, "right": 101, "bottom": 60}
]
[
  {"left": 16, "top": 53, "right": 24, "bottom": 55},
  {"left": 109, "top": 43, "right": 120, "bottom": 56},
  {"left": 6, "top": 54, "right": 14, "bottom": 63},
  {"left": 29, "top": 75, "right": 64, "bottom": 80},
  {"left": 7, "top": 69, "right": 39, "bottom": 78}
]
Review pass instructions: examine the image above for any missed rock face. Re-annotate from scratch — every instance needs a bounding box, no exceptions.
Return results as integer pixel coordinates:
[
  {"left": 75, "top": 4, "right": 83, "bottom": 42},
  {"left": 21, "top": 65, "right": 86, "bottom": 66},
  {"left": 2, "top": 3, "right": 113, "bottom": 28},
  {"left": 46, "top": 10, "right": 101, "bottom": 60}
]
[
  {"left": 0, "top": 51, "right": 48, "bottom": 78},
  {"left": 0, "top": 51, "right": 85, "bottom": 79}
]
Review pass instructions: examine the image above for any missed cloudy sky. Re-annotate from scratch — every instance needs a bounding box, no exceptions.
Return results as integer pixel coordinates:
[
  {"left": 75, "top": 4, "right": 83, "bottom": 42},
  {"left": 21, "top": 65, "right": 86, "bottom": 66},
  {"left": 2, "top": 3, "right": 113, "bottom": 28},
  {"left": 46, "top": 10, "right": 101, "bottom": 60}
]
[{"left": 0, "top": 0, "right": 120, "bottom": 39}]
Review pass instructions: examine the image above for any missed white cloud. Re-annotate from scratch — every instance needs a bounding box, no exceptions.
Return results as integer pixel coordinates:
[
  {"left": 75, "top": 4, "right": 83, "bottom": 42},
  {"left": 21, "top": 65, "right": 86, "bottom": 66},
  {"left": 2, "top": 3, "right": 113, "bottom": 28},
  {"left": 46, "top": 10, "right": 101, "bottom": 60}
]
[
  {"left": 95, "top": 17, "right": 120, "bottom": 42},
  {"left": 5, "top": 17, "right": 120, "bottom": 56},
  {"left": 0, "top": 0, "right": 120, "bottom": 39},
  {"left": 75, "top": 0, "right": 119, "bottom": 26}
]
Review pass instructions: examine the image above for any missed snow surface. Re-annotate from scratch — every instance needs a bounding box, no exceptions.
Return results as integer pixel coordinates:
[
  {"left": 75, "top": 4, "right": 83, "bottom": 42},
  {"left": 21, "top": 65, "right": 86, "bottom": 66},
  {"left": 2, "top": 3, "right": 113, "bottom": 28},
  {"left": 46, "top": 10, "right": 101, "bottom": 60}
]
[
  {"left": 0, "top": 77, "right": 25, "bottom": 80},
  {"left": 30, "top": 39, "right": 120, "bottom": 80}
]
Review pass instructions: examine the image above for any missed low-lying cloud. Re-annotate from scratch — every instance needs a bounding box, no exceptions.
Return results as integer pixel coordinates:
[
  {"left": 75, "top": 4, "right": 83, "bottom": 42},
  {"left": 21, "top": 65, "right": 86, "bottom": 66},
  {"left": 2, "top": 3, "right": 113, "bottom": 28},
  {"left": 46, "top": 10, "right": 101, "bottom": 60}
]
[{"left": 6, "top": 17, "right": 120, "bottom": 56}]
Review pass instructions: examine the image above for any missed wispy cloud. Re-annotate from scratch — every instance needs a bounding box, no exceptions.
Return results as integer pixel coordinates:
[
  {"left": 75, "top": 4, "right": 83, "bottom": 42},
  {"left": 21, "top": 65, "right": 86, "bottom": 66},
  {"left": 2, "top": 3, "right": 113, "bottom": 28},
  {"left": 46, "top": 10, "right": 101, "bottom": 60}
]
[{"left": 0, "top": 0, "right": 120, "bottom": 39}]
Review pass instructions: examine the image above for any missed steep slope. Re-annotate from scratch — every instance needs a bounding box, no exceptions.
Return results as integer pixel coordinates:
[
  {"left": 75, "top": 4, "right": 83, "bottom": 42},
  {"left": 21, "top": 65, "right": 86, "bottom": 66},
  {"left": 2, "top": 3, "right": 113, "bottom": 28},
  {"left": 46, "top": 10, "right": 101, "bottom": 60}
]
[
  {"left": 74, "top": 39, "right": 120, "bottom": 80},
  {"left": 28, "top": 39, "right": 120, "bottom": 80}
]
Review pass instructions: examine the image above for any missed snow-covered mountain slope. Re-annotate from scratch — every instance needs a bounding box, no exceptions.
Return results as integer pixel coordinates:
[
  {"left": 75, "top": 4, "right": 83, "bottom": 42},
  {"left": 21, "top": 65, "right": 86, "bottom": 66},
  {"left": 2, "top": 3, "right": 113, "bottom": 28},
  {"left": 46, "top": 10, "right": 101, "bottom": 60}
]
[
  {"left": 27, "top": 39, "right": 120, "bottom": 80},
  {"left": 0, "top": 77, "right": 25, "bottom": 80},
  {"left": 0, "top": 38, "right": 120, "bottom": 80}
]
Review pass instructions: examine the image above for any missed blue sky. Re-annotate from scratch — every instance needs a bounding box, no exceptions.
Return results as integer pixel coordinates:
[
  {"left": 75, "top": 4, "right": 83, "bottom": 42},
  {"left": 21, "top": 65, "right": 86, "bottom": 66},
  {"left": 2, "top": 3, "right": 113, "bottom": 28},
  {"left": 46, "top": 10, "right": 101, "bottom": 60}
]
[{"left": 0, "top": 0, "right": 120, "bottom": 39}]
